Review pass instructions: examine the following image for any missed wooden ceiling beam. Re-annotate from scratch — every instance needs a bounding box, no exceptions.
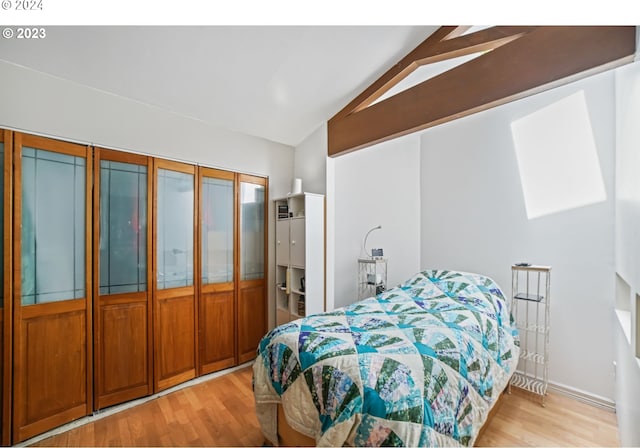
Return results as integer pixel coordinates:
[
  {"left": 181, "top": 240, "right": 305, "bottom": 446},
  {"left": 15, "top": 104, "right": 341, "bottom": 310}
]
[
  {"left": 328, "top": 26, "right": 636, "bottom": 157},
  {"left": 331, "top": 26, "right": 460, "bottom": 121},
  {"left": 412, "top": 26, "right": 537, "bottom": 66},
  {"left": 349, "top": 26, "right": 538, "bottom": 115}
]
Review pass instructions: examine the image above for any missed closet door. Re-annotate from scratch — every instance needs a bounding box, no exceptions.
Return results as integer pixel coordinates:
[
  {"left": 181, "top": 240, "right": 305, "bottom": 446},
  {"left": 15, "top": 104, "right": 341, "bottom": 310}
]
[
  {"left": 12, "top": 134, "right": 92, "bottom": 443},
  {"left": 198, "top": 168, "right": 236, "bottom": 375},
  {"left": 153, "top": 160, "right": 197, "bottom": 392},
  {"left": 93, "top": 149, "right": 152, "bottom": 409},
  {"left": 237, "top": 175, "right": 267, "bottom": 364},
  {"left": 0, "top": 130, "right": 12, "bottom": 446}
]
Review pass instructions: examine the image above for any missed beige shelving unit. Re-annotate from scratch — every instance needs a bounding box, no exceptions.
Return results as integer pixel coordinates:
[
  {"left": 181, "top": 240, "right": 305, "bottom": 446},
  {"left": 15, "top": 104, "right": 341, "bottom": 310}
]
[
  {"left": 274, "top": 193, "right": 325, "bottom": 326},
  {"left": 509, "top": 264, "right": 551, "bottom": 406}
]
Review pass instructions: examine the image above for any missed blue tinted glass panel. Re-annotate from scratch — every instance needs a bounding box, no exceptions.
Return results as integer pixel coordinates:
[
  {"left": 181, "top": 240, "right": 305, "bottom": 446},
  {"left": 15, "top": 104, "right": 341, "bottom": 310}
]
[
  {"left": 240, "top": 182, "right": 265, "bottom": 281},
  {"left": 99, "top": 160, "right": 148, "bottom": 295},
  {"left": 201, "top": 177, "right": 234, "bottom": 284},
  {"left": 21, "top": 147, "right": 85, "bottom": 305},
  {"left": 157, "top": 169, "right": 194, "bottom": 289}
]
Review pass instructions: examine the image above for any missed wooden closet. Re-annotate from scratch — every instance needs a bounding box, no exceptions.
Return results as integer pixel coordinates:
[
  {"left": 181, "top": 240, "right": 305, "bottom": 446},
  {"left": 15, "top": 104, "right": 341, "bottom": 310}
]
[{"left": 0, "top": 130, "right": 268, "bottom": 443}]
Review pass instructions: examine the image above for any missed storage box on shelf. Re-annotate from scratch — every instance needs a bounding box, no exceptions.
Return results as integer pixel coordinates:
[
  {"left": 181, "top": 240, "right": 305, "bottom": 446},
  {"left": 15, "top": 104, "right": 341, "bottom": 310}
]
[{"left": 274, "top": 193, "right": 324, "bottom": 326}]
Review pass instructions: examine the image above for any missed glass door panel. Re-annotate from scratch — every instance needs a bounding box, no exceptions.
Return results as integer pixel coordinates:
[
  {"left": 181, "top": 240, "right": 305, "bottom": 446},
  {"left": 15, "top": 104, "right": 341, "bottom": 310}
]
[
  {"left": 21, "top": 147, "right": 86, "bottom": 305},
  {"left": 201, "top": 176, "right": 234, "bottom": 285},
  {"left": 240, "top": 181, "right": 265, "bottom": 281},
  {"left": 99, "top": 160, "right": 147, "bottom": 295},
  {"left": 157, "top": 169, "right": 194, "bottom": 290}
]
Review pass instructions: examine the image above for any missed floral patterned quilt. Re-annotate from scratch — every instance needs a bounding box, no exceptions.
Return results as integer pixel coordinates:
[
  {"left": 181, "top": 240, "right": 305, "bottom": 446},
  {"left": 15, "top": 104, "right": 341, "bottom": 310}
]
[{"left": 253, "top": 270, "right": 519, "bottom": 447}]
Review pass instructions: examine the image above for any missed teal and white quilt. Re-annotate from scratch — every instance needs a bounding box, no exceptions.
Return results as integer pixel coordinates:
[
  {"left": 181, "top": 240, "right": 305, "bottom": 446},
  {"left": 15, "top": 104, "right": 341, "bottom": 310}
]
[{"left": 253, "top": 270, "right": 519, "bottom": 447}]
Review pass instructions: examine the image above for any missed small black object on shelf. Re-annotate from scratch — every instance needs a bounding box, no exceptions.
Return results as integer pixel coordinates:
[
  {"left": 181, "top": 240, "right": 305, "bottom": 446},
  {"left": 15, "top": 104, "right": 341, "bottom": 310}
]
[
  {"left": 371, "top": 248, "right": 383, "bottom": 258},
  {"left": 514, "top": 292, "right": 544, "bottom": 302},
  {"left": 278, "top": 204, "right": 289, "bottom": 219}
]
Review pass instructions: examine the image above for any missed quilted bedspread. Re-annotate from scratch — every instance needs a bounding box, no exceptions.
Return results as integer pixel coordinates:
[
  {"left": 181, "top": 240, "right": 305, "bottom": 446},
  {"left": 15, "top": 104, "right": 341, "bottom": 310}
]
[{"left": 253, "top": 270, "right": 520, "bottom": 447}]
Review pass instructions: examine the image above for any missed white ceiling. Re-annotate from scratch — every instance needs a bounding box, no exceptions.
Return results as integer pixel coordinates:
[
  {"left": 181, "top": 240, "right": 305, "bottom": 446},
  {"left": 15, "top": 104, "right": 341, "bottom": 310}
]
[{"left": 0, "top": 26, "right": 438, "bottom": 147}]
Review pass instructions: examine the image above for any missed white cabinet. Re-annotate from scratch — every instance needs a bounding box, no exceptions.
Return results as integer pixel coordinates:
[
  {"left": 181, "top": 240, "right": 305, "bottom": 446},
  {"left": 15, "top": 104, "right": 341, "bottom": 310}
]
[
  {"left": 275, "top": 220, "right": 290, "bottom": 266},
  {"left": 509, "top": 264, "right": 551, "bottom": 406},
  {"left": 289, "top": 218, "right": 305, "bottom": 268},
  {"left": 274, "top": 193, "right": 325, "bottom": 326}
]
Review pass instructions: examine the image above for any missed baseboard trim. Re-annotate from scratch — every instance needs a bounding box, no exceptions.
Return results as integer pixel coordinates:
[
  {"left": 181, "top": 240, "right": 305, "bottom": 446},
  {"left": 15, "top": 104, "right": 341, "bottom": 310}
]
[
  {"left": 547, "top": 381, "right": 616, "bottom": 412},
  {"left": 15, "top": 361, "right": 254, "bottom": 447}
]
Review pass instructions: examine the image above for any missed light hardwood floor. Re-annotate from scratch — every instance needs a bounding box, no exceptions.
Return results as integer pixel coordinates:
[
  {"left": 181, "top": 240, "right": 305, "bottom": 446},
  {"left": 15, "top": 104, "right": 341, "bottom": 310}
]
[{"left": 30, "top": 365, "right": 619, "bottom": 447}]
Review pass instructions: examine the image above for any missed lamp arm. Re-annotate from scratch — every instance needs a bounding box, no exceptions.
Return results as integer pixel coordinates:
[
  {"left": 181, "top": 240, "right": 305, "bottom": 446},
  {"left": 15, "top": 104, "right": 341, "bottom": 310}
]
[{"left": 362, "top": 225, "right": 382, "bottom": 259}]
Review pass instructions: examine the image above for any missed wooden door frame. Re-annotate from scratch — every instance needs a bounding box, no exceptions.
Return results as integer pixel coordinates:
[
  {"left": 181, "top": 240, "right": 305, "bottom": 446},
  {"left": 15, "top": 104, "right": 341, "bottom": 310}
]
[
  {"left": 12, "top": 132, "right": 92, "bottom": 443},
  {"left": 92, "top": 148, "right": 153, "bottom": 409},
  {"left": 152, "top": 158, "right": 198, "bottom": 392},
  {"left": 1, "top": 129, "right": 12, "bottom": 446}
]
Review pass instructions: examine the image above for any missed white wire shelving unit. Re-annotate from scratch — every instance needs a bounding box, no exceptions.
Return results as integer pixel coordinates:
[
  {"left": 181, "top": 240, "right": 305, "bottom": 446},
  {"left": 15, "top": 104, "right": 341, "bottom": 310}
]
[{"left": 509, "top": 264, "right": 551, "bottom": 406}]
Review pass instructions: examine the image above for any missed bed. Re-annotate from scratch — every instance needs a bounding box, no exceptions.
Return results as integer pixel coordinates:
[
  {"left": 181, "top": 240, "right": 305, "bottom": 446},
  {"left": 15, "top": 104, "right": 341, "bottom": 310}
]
[{"left": 253, "top": 269, "right": 520, "bottom": 446}]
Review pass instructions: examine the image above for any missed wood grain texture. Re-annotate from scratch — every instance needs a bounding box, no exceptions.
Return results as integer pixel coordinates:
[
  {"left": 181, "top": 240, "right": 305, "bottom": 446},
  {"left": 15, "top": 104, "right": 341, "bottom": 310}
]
[
  {"left": 200, "top": 291, "right": 236, "bottom": 375},
  {"left": 98, "top": 302, "right": 150, "bottom": 408},
  {"left": 237, "top": 282, "right": 266, "bottom": 364},
  {"left": 32, "top": 366, "right": 264, "bottom": 447},
  {"left": 1, "top": 129, "right": 12, "bottom": 446},
  {"left": 155, "top": 294, "right": 197, "bottom": 391},
  {"left": 328, "top": 26, "right": 636, "bottom": 156},
  {"left": 31, "top": 366, "right": 619, "bottom": 447},
  {"left": 475, "top": 386, "right": 619, "bottom": 447},
  {"left": 17, "top": 307, "right": 88, "bottom": 442}
]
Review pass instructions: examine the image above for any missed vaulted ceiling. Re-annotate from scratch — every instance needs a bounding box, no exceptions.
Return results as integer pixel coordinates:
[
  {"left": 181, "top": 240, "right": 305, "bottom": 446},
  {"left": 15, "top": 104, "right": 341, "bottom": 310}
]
[
  {"left": 0, "top": 26, "right": 635, "bottom": 154},
  {"left": 0, "top": 26, "right": 437, "bottom": 146}
]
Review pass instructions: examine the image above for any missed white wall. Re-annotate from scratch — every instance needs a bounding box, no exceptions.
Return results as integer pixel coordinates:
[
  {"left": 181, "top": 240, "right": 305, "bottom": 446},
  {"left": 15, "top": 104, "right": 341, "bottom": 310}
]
[
  {"left": 293, "top": 124, "right": 327, "bottom": 195},
  {"left": 614, "top": 59, "right": 640, "bottom": 447},
  {"left": 0, "top": 60, "right": 295, "bottom": 328},
  {"left": 292, "top": 122, "right": 335, "bottom": 311},
  {"left": 420, "top": 70, "right": 617, "bottom": 402},
  {"left": 333, "top": 133, "right": 421, "bottom": 309},
  {"left": 615, "top": 61, "right": 640, "bottom": 303}
]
